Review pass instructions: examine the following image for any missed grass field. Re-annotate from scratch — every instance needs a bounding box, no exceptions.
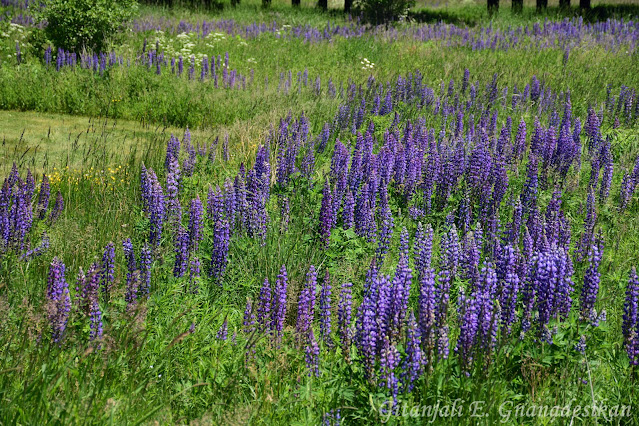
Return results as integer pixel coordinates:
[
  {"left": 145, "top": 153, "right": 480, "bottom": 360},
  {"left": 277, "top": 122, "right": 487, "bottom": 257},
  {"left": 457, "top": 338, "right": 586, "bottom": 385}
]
[{"left": 1, "top": 0, "right": 639, "bottom": 424}]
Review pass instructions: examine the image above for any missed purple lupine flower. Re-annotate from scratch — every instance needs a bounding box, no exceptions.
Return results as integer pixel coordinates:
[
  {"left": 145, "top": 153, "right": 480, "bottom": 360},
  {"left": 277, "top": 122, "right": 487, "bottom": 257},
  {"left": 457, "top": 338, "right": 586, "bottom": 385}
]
[
  {"left": 305, "top": 330, "right": 320, "bottom": 377},
  {"left": 355, "top": 263, "right": 382, "bottom": 376},
  {"left": 390, "top": 253, "right": 412, "bottom": 340},
  {"left": 0, "top": 180, "right": 10, "bottom": 247},
  {"left": 337, "top": 282, "right": 353, "bottom": 350},
  {"left": 101, "top": 242, "right": 115, "bottom": 298},
  {"left": 46, "top": 257, "right": 70, "bottom": 343},
  {"left": 574, "top": 335, "right": 586, "bottom": 354},
  {"left": 623, "top": 268, "right": 639, "bottom": 365},
  {"left": 9, "top": 182, "right": 30, "bottom": 250},
  {"left": 272, "top": 265, "right": 288, "bottom": 342},
  {"left": 342, "top": 190, "right": 355, "bottom": 230},
  {"left": 526, "top": 245, "right": 574, "bottom": 343},
  {"left": 319, "top": 179, "right": 334, "bottom": 247},
  {"left": 123, "top": 238, "right": 136, "bottom": 273},
  {"left": 48, "top": 191, "right": 64, "bottom": 225},
  {"left": 414, "top": 222, "right": 434, "bottom": 280},
  {"left": 210, "top": 219, "right": 231, "bottom": 283},
  {"left": 165, "top": 134, "right": 180, "bottom": 170},
  {"left": 78, "top": 264, "right": 100, "bottom": 316},
  {"left": 619, "top": 173, "right": 634, "bottom": 211},
  {"left": 379, "top": 337, "right": 400, "bottom": 410},
  {"left": 188, "top": 196, "right": 203, "bottom": 252},
  {"left": 173, "top": 225, "right": 189, "bottom": 278},
  {"left": 580, "top": 240, "right": 603, "bottom": 324},
  {"left": 297, "top": 265, "right": 317, "bottom": 340},
  {"left": 401, "top": 311, "right": 423, "bottom": 392},
  {"left": 216, "top": 319, "right": 228, "bottom": 341},
  {"left": 125, "top": 270, "right": 141, "bottom": 309},
  {"left": 89, "top": 299, "right": 103, "bottom": 343},
  {"left": 166, "top": 158, "right": 182, "bottom": 224},
  {"left": 441, "top": 225, "right": 460, "bottom": 278},
  {"left": 256, "top": 278, "right": 272, "bottom": 330},
  {"left": 207, "top": 185, "right": 224, "bottom": 224},
  {"left": 461, "top": 231, "right": 480, "bottom": 286},
  {"left": 455, "top": 286, "right": 478, "bottom": 371},
  {"left": 140, "top": 243, "right": 152, "bottom": 297},
  {"left": 319, "top": 269, "right": 333, "bottom": 347}
]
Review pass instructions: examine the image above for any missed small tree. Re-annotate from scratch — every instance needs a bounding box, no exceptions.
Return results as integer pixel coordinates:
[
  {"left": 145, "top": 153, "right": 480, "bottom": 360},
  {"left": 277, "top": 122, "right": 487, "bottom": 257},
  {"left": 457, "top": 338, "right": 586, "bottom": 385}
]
[
  {"left": 355, "top": 0, "right": 415, "bottom": 25},
  {"left": 33, "top": 0, "right": 137, "bottom": 53}
]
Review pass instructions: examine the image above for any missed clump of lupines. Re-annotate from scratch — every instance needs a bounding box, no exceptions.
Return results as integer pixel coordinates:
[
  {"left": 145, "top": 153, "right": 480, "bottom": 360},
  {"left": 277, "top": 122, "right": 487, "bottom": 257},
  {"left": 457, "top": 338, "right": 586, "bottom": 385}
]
[
  {"left": 188, "top": 196, "right": 203, "bottom": 251},
  {"left": 46, "top": 257, "right": 70, "bottom": 343},
  {"left": 216, "top": 319, "right": 228, "bottom": 341},
  {"left": 144, "top": 169, "right": 165, "bottom": 247},
  {"left": 272, "top": 265, "right": 288, "bottom": 343},
  {"left": 173, "top": 225, "right": 189, "bottom": 278},
  {"left": 337, "top": 282, "right": 353, "bottom": 351},
  {"left": 297, "top": 265, "right": 317, "bottom": 341},
  {"left": 580, "top": 239, "right": 603, "bottom": 325},
  {"left": 623, "top": 268, "right": 639, "bottom": 365},
  {"left": 101, "top": 242, "right": 115, "bottom": 298},
  {"left": 165, "top": 157, "right": 182, "bottom": 225},
  {"left": 256, "top": 278, "right": 272, "bottom": 330},
  {"left": 209, "top": 219, "right": 230, "bottom": 283},
  {"left": 319, "top": 270, "right": 333, "bottom": 347}
]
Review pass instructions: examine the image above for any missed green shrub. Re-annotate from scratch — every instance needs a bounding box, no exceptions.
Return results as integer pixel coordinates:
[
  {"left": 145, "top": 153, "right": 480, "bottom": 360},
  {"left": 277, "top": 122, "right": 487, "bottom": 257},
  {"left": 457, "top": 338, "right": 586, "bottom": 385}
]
[
  {"left": 354, "top": 0, "right": 415, "bottom": 25},
  {"left": 33, "top": 0, "right": 138, "bottom": 52}
]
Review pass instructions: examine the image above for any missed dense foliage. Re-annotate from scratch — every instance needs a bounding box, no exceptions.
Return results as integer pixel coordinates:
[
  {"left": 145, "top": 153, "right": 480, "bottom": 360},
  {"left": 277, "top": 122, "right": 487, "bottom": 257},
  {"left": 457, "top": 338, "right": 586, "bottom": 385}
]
[{"left": 32, "top": 0, "right": 138, "bottom": 52}]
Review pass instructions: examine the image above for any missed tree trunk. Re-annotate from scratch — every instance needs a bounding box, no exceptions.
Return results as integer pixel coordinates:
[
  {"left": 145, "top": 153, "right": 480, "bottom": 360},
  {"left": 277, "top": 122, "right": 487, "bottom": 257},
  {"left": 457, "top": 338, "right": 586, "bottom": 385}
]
[
  {"left": 580, "top": 0, "right": 590, "bottom": 8},
  {"left": 512, "top": 0, "right": 523, "bottom": 13},
  {"left": 318, "top": 0, "right": 327, "bottom": 10},
  {"left": 488, "top": 0, "right": 499, "bottom": 14},
  {"left": 344, "top": 0, "right": 353, "bottom": 13},
  {"left": 559, "top": 0, "right": 570, "bottom": 8},
  {"left": 536, "top": 0, "right": 547, "bottom": 10}
]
